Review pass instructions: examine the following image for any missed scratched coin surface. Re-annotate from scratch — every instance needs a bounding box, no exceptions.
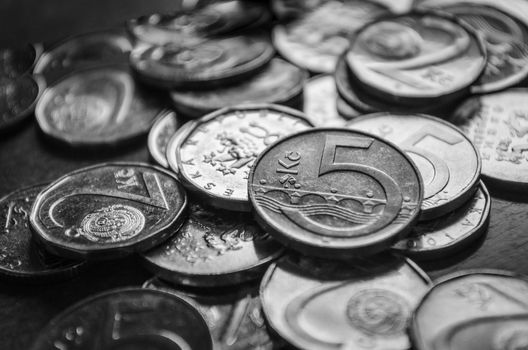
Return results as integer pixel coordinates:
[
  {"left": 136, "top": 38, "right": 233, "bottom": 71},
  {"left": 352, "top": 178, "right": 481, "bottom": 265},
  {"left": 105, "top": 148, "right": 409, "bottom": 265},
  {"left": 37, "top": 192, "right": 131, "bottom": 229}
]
[
  {"left": 451, "top": 89, "right": 528, "bottom": 192},
  {"left": 0, "top": 185, "right": 85, "bottom": 281},
  {"left": 346, "top": 10, "right": 487, "bottom": 105},
  {"left": 35, "top": 65, "right": 165, "bottom": 147},
  {"left": 261, "top": 253, "right": 431, "bottom": 350},
  {"left": 169, "top": 58, "right": 306, "bottom": 119},
  {"left": 148, "top": 110, "right": 181, "bottom": 168},
  {"left": 130, "top": 33, "right": 274, "bottom": 89},
  {"left": 393, "top": 181, "right": 490, "bottom": 260},
  {"left": 144, "top": 278, "right": 283, "bottom": 350},
  {"left": 0, "top": 74, "right": 44, "bottom": 132},
  {"left": 0, "top": 44, "right": 42, "bottom": 78},
  {"left": 30, "top": 163, "right": 187, "bottom": 260},
  {"left": 30, "top": 287, "right": 213, "bottom": 350},
  {"left": 411, "top": 270, "right": 528, "bottom": 350},
  {"left": 347, "top": 113, "right": 481, "bottom": 220},
  {"left": 173, "top": 104, "right": 313, "bottom": 212},
  {"left": 142, "top": 201, "right": 283, "bottom": 287},
  {"left": 249, "top": 128, "right": 423, "bottom": 258},
  {"left": 272, "top": 0, "right": 387, "bottom": 73}
]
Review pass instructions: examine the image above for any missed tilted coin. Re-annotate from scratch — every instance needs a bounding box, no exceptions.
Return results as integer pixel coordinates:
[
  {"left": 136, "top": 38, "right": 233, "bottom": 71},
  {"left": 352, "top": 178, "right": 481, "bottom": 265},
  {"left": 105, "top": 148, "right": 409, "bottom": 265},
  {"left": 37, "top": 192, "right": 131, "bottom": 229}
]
[
  {"left": 170, "top": 58, "right": 306, "bottom": 119},
  {"left": 411, "top": 270, "right": 528, "bottom": 350},
  {"left": 148, "top": 110, "right": 182, "bottom": 168},
  {"left": 142, "top": 201, "right": 284, "bottom": 287},
  {"left": 248, "top": 128, "right": 423, "bottom": 258},
  {"left": 30, "top": 287, "right": 213, "bottom": 350},
  {"left": 30, "top": 163, "right": 187, "bottom": 260},
  {"left": 172, "top": 104, "right": 313, "bottom": 212},
  {"left": 347, "top": 113, "right": 481, "bottom": 220},
  {"left": 261, "top": 253, "right": 431, "bottom": 350},
  {"left": 166, "top": 120, "right": 197, "bottom": 176},
  {"left": 130, "top": 33, "right": 274, "bottom": 89},
  {"left": 346, "top": 10, "right": 487, "bottom": 106},
  {"left": 273, "top": 0, "right": 388, "bottom": 73},
  {"left": 393, "top": 181, "right": 490, "bottom": 260},
  {"left": 0, "top": 184, "right": 85, "bottom": 281},
  {"left": 35, "top": 64, "right": 166, "bottom": 147},
  {"left": 336, "top": 95, "right": 362, "bottom": 120},
  {"left": 451, "top": 88, "right": 528, "bottom": 193},
  {"left": 0, "top": 44, "right": 42, "bottom": 78}
]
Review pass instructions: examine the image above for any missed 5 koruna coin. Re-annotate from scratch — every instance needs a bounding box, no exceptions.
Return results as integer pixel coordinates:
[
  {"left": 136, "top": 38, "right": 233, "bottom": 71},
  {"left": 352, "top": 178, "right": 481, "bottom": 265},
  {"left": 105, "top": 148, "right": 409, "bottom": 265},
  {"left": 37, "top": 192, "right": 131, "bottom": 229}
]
[
  {"left": 148, "top": 110, "right": 182, "bottom": 168},
  {"left": 29, "top": 163, "right": 187, "bottom": 260},
  {"left": 248, "top": 128, "right": 423, "bottom": 258}
]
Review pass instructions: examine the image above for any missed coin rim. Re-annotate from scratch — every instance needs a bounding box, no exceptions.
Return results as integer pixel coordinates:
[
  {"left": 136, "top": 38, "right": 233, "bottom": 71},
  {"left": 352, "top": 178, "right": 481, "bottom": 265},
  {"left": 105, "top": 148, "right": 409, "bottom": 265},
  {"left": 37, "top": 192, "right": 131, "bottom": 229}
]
[{"left": 147, "top": 109, "right": 181, "bottom": 169}]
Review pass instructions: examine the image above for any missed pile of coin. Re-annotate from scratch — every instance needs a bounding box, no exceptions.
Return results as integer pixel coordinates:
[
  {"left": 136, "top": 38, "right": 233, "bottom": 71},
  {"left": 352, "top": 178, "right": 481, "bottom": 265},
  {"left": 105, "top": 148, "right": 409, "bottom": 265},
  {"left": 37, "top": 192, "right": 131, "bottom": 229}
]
[{"left": 2, "top": 0, "right": 528, "bottom": 349}]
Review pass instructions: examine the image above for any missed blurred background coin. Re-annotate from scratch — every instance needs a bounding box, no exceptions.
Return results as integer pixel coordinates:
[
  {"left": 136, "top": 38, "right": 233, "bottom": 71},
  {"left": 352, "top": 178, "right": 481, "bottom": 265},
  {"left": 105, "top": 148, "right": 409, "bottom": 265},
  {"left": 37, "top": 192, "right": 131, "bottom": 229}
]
[
  {"left": 0, "top": 44, "right": 42, "bottom": 78},
  {"left": 148, "top": 110, "right": 181, "bottom": 168},
  {"left": 30, "top": 163, "right": 187, "bottom": 260}
]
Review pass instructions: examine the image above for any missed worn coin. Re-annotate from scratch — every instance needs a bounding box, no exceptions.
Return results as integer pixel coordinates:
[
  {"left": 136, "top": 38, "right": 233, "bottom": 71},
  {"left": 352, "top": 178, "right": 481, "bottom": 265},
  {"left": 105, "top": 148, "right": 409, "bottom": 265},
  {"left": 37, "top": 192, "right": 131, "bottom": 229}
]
[
  {"left": 451, "top": 88, "right": 528, "bottom": 193},
  {"left": 0, "top": 184, "right": 85, "bottom": 281},
  {"left": 172, "top": 104, "right": 313, "bottom": 212},
  {"left": 347, "top": 113, "right": 481, "bottom": 220},
  {"left": 273, "top": 0, "right": 388, "bottom": 73},
  {"left": 130, "top": 33, "right": 274, "bottom": 89},
  {"left": 169, "top": 58, "right": 306, "bottom": 119},
  {"left": 346, "top": 10, "right": 487, "bottom": 106},
  {"left": 30, "top": 287, "right": 213, "bottom": 350},
  {"left": 249, "top": 128, "right": 423, "bottom": 258},
  {"left": 148, "top": 110, "right": 182, "bottom": 169},
  {"left": 393, "top": 181, "right": 490, "bottom": 260},
  {"left": 0, "top": 44, "right": 42, "bottom": 78},
  {"left": 165, "top": 120, "right": 197, "bottom": 176},
  {"left": 30, "top": 163, "right": 187, "bottom": 260},
  {"left": 411, "top": 270, "right": 528, "bottom": 350},
  {"left": 35, "top": 64, "right": 165, "bottom": 147},
  {"left": 261, "top": 253, "right": 431, "bottom": 350}
]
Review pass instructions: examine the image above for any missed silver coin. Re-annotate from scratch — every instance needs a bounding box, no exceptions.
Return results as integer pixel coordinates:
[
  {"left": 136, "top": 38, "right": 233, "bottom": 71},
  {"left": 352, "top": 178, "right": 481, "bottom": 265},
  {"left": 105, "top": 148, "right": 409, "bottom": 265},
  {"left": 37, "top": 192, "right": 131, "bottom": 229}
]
[
  {"left": 166, "top": 120, "right": 198, "bottom": 176},
  {"left": 148, "top": 110, "right": 181, "bottom": 168}
]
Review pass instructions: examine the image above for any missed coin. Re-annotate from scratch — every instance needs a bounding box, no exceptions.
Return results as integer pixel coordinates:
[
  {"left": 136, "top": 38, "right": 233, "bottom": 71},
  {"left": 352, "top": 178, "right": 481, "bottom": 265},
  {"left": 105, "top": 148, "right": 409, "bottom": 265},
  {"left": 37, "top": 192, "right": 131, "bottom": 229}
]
[
  {"left": 393, "top": 181, "right": 490, "bottom": 260},
  {"left": 130, "top": 33, "right": 274, "bottom": 89},
  {"left": 172, "top": 104, "right": 313, "bottom": 212},
  {"left": 35, "top": 64, "right": 166, "bottom": 147},
  {"left": 272, "top": 1, "right": 388, "bottom": 73},
  {"left": 0, "top": 44, "right": 42, "bottom": 78},
  {"left": 0, "top": 184, "right": 85, "bottom": 281},
  {"left": 142, "top": 201, "right": 284, "bottom": 287},
  {"left": 30, "top": 287, "right": 213, "bottom": 350},
  {"left": 347, "top": 113, "right": 481, "bottom": 220},
  {"left": 261, "top": 253, "right": 431, "bottom": 350},
  {"left": 451, "top": 88, "right": 528, "bottom": 193},
  {"left": 169, "top": 58, "right": 306, "bottom": 119},
  {"left": 148, "top": 110, "right": 181, "bottom": 168},
  {"left": 411, "top": 270, "right": 528, "bottom": 350},
  {"left": 248, "top": 128, "right": 423, "bottom": 258},
  {"left": 30, "top": 163, "right": 187, "bottom": 260},
  {"left": 336, "top": 95, "right": 362, "bottom": 120},
  {"left": 346, "top": 10, "right": 487, "bottom": 106},
  {"left": 165, "top": 120, "right": 197, "bottom": 176}
]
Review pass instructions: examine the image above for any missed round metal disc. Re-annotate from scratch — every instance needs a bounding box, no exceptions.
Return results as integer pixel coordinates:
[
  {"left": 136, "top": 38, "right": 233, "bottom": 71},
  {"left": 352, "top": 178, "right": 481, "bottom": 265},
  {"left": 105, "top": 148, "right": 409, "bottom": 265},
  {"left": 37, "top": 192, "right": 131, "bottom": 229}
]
[
  {"left": 169, "top": 58, "right": 307, "bottom": 119},
  {"left": 248, "top": 128, "right": 423, "bottom": 259},
  {"left": 346, "top": 10, "right": 487, "bottom": 105},
  {"left": 272, "top": 0, "right": 388, "bottom": 73},
  {"left": 260, "top": 253, "right": 431, "bottom": 350},
  {"left": 29, "top": 162, "right": 188, "bottom": 260},
  {"left": 35, "top": 64, "right": 166, "bottom": 147},
  {"left": 0, "top": 44, "right": 42, "bottom": 78},
  {"left": 393, "top": 181, "right": 490, "bottom": 260},
  {"left": 346, "top": 113, "right": 481, "bottom": 220},
  {"left": 30, "top": 287, "right": 213, "bottom": 350},
  {"left": 411, "top": 270, "right": 528, "bottom": 350},
  {"left": 165, "top": 120, "right": 197, "bottom": 177},
  {"left": 172, "top": 104, "right": 313, "bottom": 212},
  {"left": 148, "top": 110, "right": 182, "bottom": 169}
]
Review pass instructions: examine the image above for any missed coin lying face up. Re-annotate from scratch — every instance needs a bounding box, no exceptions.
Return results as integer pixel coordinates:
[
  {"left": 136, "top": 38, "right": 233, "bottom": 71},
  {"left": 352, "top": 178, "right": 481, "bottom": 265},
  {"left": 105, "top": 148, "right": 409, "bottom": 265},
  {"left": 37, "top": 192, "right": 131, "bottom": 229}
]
[
  {"left": 249, "top": 128, "right": 423, "bottom": 258},
  {"left": 171, "top": 104, "right": 313, "bottom": 212},
  {"left": 148, "top": 110, "right": 182, "bottom": 168},
  {"left": 30, "top": 163, "right": 187, "bottom": 260}
]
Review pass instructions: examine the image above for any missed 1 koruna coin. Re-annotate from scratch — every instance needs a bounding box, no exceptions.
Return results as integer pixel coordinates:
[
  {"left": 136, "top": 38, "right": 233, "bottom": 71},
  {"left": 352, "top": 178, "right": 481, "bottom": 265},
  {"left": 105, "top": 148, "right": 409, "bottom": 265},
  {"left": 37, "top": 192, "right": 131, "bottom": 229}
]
[
  {"left": 249, "top": 128, "right": 423, "bottom": 258},
  {"left": 347, "top": 113, "right": 481, "bottom": 220},
  {"left": 148, "top": 110, "right": 181, "bottom": 168},
  {"left": 30, "top": 287, "right": 213, "bottom": 350},
  {"left": 411, "top": 270, "right": 528, "bottom": 350},
  {"left": 35, "top": 64, "right": 166, "bottom": 147},
  {"left": 169, "top": 58, "right": 306, "bottom": 119},
  {"left": 130, "top": 33, "right": 274, "bottom": 89},
  {"left": 30, "top": 163, "right": 187, "bottom": 260},
  {"left": 261, "top": 253, "right": 431, "bottom": 350},
  {"left": 346, "top": 10, "right": 487, "bottom": 106},
  {"left": 0, "top": 44, "right": 42, "bottom": 78},
  {"left": 142, "top": 201, "right": 284, "bottom": 287},
  {"left": 172, "top": 104, "right": 313, "bottom": 212},
  {"left": 393, "top": 181, "right": 490, "bottom": 260},
  {"left": 0, "top": 184, "right": 85, "bottom": 281}
]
